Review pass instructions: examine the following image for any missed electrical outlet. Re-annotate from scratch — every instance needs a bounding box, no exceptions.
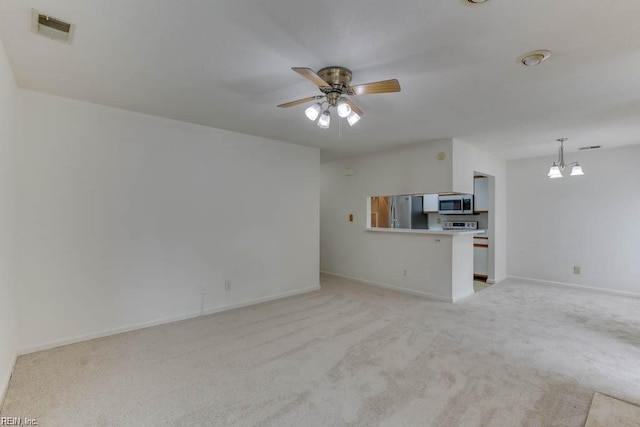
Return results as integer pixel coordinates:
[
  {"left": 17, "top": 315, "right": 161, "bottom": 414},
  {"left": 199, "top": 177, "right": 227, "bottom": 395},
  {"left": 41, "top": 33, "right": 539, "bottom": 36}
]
[
  {"left": 403, "top": 270, "right": 408, "bottom": 277},
  {"left": 201, "top": 287, "right": 207, "bottom": 295},
  {"left": 224, "top": 280, "right": 231, "bottom": 291},
  {"left": 437, "top": 217, "right": 442, "bottom": 224},
  {"left": 573, "top": 266, "right": 581, "bottom": 275}
]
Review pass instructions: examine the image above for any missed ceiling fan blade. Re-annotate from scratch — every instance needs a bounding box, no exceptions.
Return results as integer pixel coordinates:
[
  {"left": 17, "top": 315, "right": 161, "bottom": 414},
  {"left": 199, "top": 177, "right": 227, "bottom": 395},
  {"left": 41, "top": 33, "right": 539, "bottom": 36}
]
[
  {"left": 350, "top": 79, "right": 401, "bottom": 95},
  {"left": 277, "top": 96, "right": 320, "bottom": 108},
  {"left": 292, "top": 67, "right": 331, "bottom": 88},
  {"left": 343, "top": 98, "right": 364, "bottom": 116}
]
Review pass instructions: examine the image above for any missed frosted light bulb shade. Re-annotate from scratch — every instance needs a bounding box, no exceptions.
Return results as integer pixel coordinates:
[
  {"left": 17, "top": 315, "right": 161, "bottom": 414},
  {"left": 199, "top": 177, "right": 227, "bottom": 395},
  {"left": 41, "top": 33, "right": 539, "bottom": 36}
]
[
  {"left": 522, "top": 54, "right": 544, "bottom": 66},
  {"left": 346, "top": 111, "right": 361, "bottom": 126},
  {"left": 305, "top": 103, "right": 322, "bottom": 121},
  {"left": 317, "top": 110, "right": 331, "bottom": 129},
  {"left": 548, "top": 165, "right": 562, "bottom": 178},
  {"left": 336, "top": 99, "right": 352, "bottom": 118},
  {"left": 570, "top": 164, "right": 584, "bottom": 176}
]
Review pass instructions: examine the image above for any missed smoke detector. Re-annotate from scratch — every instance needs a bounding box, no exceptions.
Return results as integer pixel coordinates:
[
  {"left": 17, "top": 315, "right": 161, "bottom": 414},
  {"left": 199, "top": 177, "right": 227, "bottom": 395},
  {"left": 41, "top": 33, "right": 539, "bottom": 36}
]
[
  {"left": 31, "top": 10, "right": 75, "bottom": 44},
  {"left": 519, "top": 50, "right": 552, "bottom": 66},
  {"left": 462, "top": 0, "right": 488, "bottom": 5}
]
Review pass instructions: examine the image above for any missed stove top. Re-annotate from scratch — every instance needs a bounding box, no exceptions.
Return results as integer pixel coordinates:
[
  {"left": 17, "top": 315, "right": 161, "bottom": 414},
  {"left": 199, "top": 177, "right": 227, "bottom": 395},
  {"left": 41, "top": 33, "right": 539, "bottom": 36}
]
[{"left": 442, "top": 221, "right": 478, "bottom": 230}]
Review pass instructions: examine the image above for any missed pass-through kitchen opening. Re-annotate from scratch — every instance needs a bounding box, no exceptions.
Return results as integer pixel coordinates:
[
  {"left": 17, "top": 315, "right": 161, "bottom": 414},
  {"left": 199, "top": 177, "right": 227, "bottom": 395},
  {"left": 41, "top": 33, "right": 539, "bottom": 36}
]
[{"left": 367, "top": 173, "right": 494, "bottom": 288}]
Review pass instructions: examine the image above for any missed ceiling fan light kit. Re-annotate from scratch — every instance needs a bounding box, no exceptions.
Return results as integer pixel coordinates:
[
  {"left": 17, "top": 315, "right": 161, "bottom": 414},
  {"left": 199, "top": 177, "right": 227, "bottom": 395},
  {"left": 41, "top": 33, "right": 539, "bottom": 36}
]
[
  {"left": 547, "top": 138, "right": 585, "bottom": 178},
  {"left": 277, "top": 66, "right": 401, "bottom": 129}
]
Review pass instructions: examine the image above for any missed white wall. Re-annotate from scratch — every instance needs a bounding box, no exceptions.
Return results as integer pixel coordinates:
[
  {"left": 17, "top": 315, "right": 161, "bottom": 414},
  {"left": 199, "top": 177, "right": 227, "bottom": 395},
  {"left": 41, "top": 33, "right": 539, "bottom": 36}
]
[
  {"left": 0, "top": 38, "right": 17, "bottom": 404},
  {"left": 321, "top": 140, "right": 460, "bottom": 301},
  {"left": 453, "top": 139, "right": 507, "bottom": 283},
  {"left": 320, "top": 139, "right": 507, "bottom": 300},
  {"left": 507, "top": 145, "right": 640, "bottom": 294},
  {"left": 14, "top": 90, "right": 320, "bottom": 352}
]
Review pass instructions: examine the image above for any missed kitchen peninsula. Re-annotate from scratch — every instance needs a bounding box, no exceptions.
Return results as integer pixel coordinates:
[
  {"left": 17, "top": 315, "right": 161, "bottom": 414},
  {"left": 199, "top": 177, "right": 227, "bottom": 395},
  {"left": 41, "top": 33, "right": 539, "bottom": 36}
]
[
  {"left": 362, "top": 227, "right": 481, "bottom": 302},
  {"left": 363, "top": 194, "right": 484, "bottom": 303}
]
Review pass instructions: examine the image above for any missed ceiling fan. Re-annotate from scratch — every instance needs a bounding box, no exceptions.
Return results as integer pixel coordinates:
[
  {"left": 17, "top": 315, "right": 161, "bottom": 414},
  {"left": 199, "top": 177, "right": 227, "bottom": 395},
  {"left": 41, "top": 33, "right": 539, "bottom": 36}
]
[{"left": 277, "top": 66, "right": 401, "bottom": 129}]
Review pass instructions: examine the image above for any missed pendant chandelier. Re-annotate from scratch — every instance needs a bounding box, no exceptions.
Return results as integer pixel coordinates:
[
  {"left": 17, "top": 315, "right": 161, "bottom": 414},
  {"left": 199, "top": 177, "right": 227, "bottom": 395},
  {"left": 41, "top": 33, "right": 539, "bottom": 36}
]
[{"left": 548, "top": 138, "right": 585, "bottom": 178}]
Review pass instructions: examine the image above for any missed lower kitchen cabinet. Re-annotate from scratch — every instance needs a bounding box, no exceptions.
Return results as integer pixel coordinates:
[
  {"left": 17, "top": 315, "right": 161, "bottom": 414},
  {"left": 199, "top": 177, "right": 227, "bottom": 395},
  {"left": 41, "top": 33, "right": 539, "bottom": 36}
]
[{"left": 473, "top": 240, "right": 488, "bottom": 278}]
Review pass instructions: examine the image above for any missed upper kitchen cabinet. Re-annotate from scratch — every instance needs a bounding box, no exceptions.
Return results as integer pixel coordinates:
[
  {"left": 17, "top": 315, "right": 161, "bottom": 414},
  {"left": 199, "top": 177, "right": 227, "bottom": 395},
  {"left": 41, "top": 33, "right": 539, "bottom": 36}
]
[
  {"left": 422, "top": 194, "right": 439, "bottom": 213},
  {"left": 474, "top": 176, "right": 489, "bottom": 212}
]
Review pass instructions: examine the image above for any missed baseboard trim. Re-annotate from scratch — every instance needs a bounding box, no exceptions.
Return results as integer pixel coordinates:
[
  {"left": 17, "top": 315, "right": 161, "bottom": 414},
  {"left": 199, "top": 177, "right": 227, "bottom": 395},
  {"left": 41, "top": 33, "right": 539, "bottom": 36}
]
[
  {"left": 321, "top": 271, "right": 452, "bottom": 303},
  {"left": 0, "top": 352, "right": 17, "bottom": 411},
  {"left": 486, "top": 275, "right": 507, "bottom": 285},
  {"left": 17, "top": 285, "right": 321, "bottom": 355},
  {"left": 507, "top": 276, "right": 640, "bottom": 298},
  {"left": 452, "top": 289, "right": 476, "bottom": 303}
]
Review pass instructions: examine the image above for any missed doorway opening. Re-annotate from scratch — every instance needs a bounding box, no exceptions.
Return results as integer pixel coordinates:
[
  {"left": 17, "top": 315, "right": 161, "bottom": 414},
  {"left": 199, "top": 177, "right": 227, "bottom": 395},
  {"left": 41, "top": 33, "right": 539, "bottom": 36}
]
[{"left": 473, "top": 171, "right": 495, "bottom": 292}]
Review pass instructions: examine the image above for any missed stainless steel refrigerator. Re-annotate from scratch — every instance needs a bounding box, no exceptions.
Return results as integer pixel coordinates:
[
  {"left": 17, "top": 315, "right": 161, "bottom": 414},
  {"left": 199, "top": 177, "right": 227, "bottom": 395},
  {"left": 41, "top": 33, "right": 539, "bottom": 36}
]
[{"left": 389, "top": 195, "right": 428, "bottom": 229}]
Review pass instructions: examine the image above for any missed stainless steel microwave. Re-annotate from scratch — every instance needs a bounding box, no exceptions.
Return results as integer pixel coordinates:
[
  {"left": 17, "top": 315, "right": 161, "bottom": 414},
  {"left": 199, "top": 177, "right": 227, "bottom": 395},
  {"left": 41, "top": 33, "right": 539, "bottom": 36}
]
[{"left": 438, "top": 195, "right": 474, "bottom": 215}]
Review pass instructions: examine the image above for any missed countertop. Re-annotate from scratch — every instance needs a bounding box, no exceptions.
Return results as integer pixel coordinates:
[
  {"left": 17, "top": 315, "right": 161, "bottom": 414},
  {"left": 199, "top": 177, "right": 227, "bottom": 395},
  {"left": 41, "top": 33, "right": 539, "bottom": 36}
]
[{"left": 365, "top": 228, "right": 486, "bottom": 236}]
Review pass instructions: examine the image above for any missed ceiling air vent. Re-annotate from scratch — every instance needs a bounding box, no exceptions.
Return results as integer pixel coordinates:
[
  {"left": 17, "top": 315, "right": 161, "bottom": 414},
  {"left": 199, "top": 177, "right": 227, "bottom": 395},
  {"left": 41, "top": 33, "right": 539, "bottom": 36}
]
[
  {"left": 579, "top": 145, "right": 601, "bottom": 151},
  {"left": 31, "top": 10, "right": 75, "bottom": 44}
]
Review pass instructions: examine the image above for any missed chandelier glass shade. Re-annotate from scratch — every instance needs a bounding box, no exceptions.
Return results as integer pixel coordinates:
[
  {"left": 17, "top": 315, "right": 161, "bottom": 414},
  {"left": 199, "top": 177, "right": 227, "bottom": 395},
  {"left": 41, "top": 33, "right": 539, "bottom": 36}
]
[
  {"left": 548, "top": 163, "right": 562, "bottom": 178},
  {"left": 570, "top": 164, "right": 584, "bottom": 176}
]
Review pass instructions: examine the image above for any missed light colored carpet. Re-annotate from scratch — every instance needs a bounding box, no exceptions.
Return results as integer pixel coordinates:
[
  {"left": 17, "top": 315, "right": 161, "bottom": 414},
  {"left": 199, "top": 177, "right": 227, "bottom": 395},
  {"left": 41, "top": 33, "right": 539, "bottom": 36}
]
[
  {"left": 584, "top": 393, "right": 640, "bottom": 427},
  {"left": 1, "top": 274, "right": 640, "bottom": 426}
]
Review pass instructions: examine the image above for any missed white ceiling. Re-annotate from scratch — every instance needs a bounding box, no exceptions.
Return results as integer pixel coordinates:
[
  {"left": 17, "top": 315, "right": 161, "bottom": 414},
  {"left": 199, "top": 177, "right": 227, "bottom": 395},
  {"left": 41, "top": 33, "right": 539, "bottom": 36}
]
[{"left": 1, "top": 0, "right": 640, "bottom": 161}]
